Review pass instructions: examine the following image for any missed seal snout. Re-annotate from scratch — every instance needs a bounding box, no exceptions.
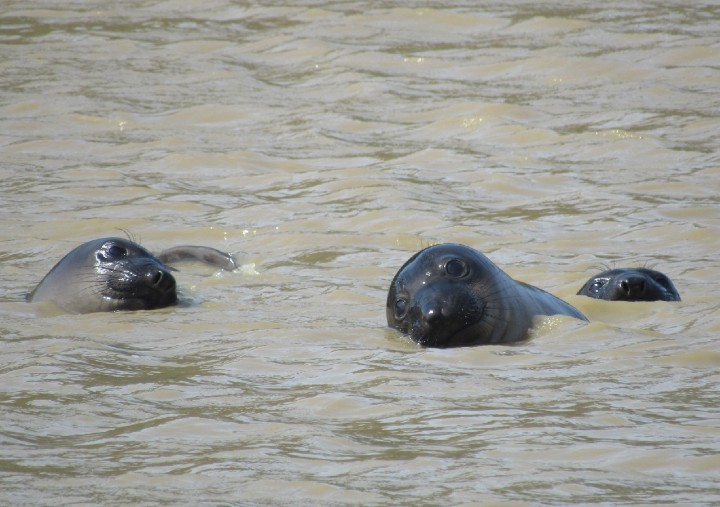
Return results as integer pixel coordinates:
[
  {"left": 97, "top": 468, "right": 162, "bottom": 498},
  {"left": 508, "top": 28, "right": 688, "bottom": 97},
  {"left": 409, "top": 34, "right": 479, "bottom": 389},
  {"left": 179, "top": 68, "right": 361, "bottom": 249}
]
[
  {"left": 106, "top": 257, "right": 177, "bottom": 308},
  {"left": 415, "top": 292, "right": 453, "bottom": 327},
  {"left": 147, "top": 265, "right": 171, "bottom": 289},
  {"left": 406, "top": 286, "right": 479, "bottom": 347},
  {"left": 618, "top": 276, "right": 647, "bottom": 299},
  {"left": 143, "top": 264, "right": 177, "bottom": 298},
  {"left": 133, "top": 262, "right": 177, "bottom": 308}
]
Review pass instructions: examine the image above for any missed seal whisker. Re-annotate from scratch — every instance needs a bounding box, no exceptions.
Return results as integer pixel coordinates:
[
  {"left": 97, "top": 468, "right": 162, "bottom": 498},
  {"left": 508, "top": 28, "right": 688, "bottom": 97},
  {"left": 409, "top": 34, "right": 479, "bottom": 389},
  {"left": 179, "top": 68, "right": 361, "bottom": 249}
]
[{"left": 119, "top": 229, "right": 140, "bottom": 245}]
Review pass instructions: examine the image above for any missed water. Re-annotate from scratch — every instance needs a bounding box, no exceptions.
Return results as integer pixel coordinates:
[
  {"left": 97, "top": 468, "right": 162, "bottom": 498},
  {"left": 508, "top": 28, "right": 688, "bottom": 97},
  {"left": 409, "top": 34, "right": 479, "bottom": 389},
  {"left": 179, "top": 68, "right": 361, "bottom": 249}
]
[{"left": 1, "top": 1, "right": 719, "bottom": 505}]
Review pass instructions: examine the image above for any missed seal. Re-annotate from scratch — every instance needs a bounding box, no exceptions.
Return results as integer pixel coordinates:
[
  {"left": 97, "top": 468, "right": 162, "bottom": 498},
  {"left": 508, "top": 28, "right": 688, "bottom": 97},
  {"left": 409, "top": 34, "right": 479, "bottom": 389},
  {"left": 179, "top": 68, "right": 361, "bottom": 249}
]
[
  {"left": 386, "top": 243, "right": 587, "bottom": 348},
  {"left": 28, "top": 237, "right": 238, "bottom": 314},
  {"left": 576, "top": 267, "right": 680, "bottom": 302},
  {"left": 156, "top": 245, "right": 238, "bottom": 272}
]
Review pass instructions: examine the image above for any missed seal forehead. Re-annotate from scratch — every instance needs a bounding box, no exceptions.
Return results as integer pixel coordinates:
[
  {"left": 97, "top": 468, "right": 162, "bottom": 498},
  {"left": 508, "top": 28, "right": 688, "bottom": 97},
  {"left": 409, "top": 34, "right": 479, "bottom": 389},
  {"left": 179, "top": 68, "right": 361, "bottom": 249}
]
[
  {"left": 602, "top": 268, "right": 640, "bottom": 278},
  {"left": 401, "top": 244, "right": 495, "bottom": 287},
  {"left": 91, "top": 237, "right": 166, "bottom": 269},
  {"left": 399, "top": 249, "right": 452, "bottom": 289},
  {"left": 598, "top": 267, "right": 669, "bottom": 282},
  {"left": 98, "top": 237, "right": 152, "bottom": 256},
  {"left": 416, "top": 243, "right": 478, "bottom": 267}
]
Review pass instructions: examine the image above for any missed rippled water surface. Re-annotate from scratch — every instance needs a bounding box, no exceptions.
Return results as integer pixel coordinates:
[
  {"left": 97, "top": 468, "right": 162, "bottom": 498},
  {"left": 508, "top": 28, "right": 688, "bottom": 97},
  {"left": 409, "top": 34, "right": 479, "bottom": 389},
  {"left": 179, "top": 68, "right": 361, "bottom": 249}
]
[{"left": 1, "top": 1, "right": 719, "bottom": 505}]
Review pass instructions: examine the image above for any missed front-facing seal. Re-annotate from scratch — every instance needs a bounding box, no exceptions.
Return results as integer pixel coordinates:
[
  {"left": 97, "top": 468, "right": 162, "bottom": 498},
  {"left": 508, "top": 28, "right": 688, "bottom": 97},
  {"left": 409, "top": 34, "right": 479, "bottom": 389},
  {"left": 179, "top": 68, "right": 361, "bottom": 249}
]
[
  {"left": 576, "top": 267, "right": 680, "bottom": 301},
  {"left": 386, "top": 243, "right": 587, "bottom": 348}
]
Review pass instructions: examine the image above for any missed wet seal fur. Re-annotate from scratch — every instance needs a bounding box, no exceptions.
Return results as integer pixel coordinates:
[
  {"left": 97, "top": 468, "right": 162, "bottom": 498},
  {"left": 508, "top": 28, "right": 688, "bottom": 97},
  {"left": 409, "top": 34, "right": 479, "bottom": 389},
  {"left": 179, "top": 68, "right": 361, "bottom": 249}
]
[
  {"left": 577, "top": 267, "right": 680, "bottom": 302},
  {"left": 386, "top": 243, "right": 587, "bottom": 348},
  {"left": 28, "top": 237, "right": 237, "bottom": 314}
]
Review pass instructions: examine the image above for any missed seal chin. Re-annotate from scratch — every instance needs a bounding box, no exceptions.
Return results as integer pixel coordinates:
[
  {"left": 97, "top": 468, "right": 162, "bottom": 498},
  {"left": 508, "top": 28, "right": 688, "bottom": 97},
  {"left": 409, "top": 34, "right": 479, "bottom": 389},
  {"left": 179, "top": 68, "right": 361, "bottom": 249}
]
[
  {"left": 104, "top": 291, "right": 177, "bottom": 311},
  {"left": 410, "top": 326, "right": 468, "bottom": 348},
  {"left": 408, "top": 312, "right": 485, "bottom": 348},
  {"left": 657, "top": 291, "right": 679, "bottom": 302},
  {"left": 611, "top": 287, "right": 673, "bottom": 302}
]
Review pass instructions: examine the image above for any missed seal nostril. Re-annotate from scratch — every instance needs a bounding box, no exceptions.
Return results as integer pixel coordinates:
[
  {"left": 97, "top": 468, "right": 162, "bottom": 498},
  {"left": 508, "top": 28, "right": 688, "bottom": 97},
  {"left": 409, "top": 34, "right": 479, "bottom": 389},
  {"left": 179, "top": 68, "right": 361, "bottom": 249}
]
[
  {"left": 150, "top": 269, "right": 164, "bottom": 287},
  {"left": 422, "top": 306, "right": 443, "bottom": 325},
  {"left": 620, "top": 277, "right": 646, "bottom": 296}
]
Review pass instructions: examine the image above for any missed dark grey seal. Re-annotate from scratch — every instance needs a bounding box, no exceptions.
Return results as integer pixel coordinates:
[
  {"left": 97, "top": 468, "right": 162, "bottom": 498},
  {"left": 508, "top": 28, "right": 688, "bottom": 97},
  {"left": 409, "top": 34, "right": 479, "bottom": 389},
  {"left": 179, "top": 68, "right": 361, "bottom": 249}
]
[
  {"left": 156, "top": 245, "right": 238, "bottom": 272},
  {"left": 386, "top": 243, "right": 587, "bottom": 348},
  {"left": 28, "top": 237, "right": 237, "bottom": 314},
  {"left": 577, "top": 267, "right": 680, "bottom": 302}
]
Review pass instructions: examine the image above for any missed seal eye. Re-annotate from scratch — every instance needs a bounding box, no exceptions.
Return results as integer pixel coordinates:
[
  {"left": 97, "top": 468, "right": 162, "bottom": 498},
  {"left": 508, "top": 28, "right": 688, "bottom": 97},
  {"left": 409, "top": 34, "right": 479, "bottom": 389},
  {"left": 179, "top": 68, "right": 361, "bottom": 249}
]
[
  {"left": 395, "top": 298, "right": 408, "bottom": 319},
  {"left": 445, "top": 258, "right": 467, "bottom": 278},
  {"left": 97, "top": 244, "right": 128, "bottom": 263},
  {"left": 589, "top": 278, "right": 608, "bottom": 294},
  {"left": 106, "top": 245, "right": 128, "bottom": 259}
]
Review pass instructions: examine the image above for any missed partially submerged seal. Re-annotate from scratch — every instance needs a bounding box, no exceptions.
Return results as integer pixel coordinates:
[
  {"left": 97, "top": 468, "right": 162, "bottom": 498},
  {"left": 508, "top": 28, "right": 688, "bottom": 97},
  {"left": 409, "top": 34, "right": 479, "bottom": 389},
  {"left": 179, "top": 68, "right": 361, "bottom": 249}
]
[
  {"left": 28, "top": 237, "right": 237, "bottom": 313},
  {"left": 386, "top": 243, "right": 587, "bottom": 348},
  {"left": 577, "top": 267, "right": 680, "bottom": 302}
]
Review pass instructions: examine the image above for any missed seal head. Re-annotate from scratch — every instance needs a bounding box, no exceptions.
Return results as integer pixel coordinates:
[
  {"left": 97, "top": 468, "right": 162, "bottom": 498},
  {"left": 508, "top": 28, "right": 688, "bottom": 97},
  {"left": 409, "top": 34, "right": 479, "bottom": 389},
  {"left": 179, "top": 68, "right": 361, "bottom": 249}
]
[
  {"left": 387, "top": 243, "right": 587, "bottom": 348},
  {"left": 28, "top": 237, "right": 177, "bottom": 313},
  {"left": 577, "top": 267, "right": 680, "bottom": 302}
]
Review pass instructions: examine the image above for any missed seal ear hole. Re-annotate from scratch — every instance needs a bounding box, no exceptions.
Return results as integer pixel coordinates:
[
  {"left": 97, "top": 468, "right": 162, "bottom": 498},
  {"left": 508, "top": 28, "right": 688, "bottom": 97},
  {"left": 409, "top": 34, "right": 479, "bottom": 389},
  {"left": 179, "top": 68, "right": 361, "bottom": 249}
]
[
  {"left": 445, "top": 258, "right": 468, "bottom": 278},
  {"left": 651, "top": 273, "right": 670, "bottom": 287},
  {"left": 395, "top": 298, "right": 408, "bottom": 319}
]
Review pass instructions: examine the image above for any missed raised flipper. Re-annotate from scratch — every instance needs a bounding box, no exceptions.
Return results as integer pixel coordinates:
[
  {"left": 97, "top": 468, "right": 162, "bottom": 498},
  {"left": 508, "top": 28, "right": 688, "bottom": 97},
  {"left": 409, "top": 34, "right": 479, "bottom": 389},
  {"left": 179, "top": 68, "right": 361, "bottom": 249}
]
[{"left": 156, "top": 246, "right": 238, "bottom": 271}]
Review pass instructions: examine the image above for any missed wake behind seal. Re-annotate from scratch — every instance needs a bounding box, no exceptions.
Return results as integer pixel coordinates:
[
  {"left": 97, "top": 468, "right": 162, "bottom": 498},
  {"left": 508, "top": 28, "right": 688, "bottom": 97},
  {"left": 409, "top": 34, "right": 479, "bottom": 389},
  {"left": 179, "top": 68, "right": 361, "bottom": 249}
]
[
  {"left": 386, "top": 243, "right": 587, "bottom": 348},
  {"left": 28, "top": 237, "right": 238, "bottom": 314}
]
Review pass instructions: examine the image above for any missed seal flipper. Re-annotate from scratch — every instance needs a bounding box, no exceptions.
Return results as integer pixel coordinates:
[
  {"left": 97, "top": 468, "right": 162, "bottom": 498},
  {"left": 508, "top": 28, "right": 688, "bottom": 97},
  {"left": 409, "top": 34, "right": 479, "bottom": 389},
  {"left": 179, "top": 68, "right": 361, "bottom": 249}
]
[
  {"left": 519, "top": 281, "right": 589, "bottom": 322},
  {"left": 156, "top": 246, "right": 238, "bottom": 271}
]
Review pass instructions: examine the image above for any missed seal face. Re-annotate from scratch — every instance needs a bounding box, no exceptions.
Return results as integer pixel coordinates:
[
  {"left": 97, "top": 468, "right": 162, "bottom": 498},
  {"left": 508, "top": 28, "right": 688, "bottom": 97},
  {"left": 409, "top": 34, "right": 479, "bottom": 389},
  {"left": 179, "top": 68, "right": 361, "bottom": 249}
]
[
  {"left": 28, "top": 237, "right": 177, "bottom": 313},
  {"left": 577, "top": 268, "right": 680, "bottom": 302},
  {"left": 386, "top": 243, "right": 587, "bottom": 348}
]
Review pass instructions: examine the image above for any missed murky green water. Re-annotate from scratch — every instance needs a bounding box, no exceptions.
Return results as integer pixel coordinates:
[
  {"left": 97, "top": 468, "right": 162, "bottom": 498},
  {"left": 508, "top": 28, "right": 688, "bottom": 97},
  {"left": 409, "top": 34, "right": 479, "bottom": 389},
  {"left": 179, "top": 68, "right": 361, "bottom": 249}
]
[{"left": 1, "top": 1, "right": 719, "bottom": 505}]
